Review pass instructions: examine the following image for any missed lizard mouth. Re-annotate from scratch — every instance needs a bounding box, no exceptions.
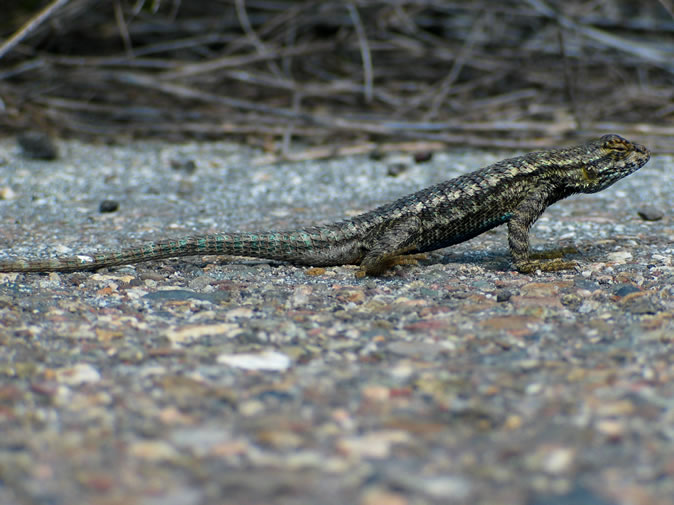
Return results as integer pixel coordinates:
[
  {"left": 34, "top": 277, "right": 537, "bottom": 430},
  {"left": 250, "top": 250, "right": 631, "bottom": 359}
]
[
  {"left": 629, "top": 146, "right": 651, "bottom": 167},
  {"left": 628, "top": 145, "right": 650, "bottom": 167},
  {"left": 633, "top": 142, "right": 649, "bottom": 156}
]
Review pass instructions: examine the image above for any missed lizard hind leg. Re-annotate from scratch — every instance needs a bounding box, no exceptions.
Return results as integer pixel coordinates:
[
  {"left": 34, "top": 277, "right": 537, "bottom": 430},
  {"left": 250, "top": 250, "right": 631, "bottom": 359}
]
[{"left": 356, "top": 215, "right": 424, "bottom": 277}]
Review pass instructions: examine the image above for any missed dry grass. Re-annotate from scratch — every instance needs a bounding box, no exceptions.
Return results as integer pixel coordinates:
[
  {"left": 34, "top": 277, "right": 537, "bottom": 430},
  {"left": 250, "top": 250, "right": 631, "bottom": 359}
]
[{"left": 0, "top": 0, "right": 672, "bottom": 157}]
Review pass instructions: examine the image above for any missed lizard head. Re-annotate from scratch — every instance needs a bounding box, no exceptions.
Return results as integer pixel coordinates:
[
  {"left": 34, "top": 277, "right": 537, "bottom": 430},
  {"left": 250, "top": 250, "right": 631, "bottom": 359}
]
[{"left": 577, "top": 134, "right": 650, "bottom": 193}]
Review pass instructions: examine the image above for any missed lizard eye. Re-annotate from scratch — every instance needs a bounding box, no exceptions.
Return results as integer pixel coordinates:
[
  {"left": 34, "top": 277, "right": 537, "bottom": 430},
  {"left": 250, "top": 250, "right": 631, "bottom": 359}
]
[{"left": 602, "top": 136, "right": 629, "bottom": 152}]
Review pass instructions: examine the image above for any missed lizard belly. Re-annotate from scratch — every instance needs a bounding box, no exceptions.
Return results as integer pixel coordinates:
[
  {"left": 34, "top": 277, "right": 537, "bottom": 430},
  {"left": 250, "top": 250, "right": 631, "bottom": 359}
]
[{"left": 415, "top": 213, "right": 512, "bottom": 253}]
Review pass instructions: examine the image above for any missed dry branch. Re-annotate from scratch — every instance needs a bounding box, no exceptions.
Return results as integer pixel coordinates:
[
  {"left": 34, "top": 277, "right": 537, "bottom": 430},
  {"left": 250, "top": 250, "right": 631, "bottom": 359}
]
[{"left": 0, "top": 0, "right": 671, "bottom": 153}]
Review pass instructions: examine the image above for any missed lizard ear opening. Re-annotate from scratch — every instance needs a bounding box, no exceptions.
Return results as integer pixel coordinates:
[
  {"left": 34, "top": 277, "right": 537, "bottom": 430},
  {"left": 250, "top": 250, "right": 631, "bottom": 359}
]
[{"left": 581, "top": 165, "right": 598, "bottom": 183}]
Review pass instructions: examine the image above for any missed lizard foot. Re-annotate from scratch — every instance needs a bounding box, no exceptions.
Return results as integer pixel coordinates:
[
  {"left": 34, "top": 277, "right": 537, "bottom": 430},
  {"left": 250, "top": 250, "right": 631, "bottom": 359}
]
[{"left": 355, "top": 253, "right": 428, "bottom": 278}]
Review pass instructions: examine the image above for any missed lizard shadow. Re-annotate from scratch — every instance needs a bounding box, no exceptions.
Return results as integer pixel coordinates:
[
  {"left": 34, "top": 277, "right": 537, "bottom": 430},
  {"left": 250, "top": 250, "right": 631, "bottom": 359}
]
[
  {"left": 430, "top": 244, "right": 583, "bottom": 273},
  {"left": 433, "top": 250, "right": 511, "bottom": 272}
]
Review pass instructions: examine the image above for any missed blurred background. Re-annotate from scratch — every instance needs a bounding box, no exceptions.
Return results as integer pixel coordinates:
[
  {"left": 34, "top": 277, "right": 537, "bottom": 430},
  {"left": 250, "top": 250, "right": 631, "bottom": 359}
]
[{"left": 0, "top": 0, "right": 672, "bottom": 154}]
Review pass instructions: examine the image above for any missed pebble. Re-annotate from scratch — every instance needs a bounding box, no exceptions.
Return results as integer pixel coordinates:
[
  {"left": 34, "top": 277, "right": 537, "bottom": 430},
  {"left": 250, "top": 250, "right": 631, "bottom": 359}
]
[
  {"left": 0, "top": 186, "right": 16, "bottom": 200},
  {"left": 98, "top": 199, "right": 119, "bottom": 213},
  {"left": 216, "top": 350, "right": 291, "bottom": 371},
  {"left": 164, "top": 323, "right": 240, "bottom": 343},
  {"left": 54, "top": 363, "right": 101, "bottom": 385},
  {"left": 360, "top": 489, "right": 408, "bottom": 505},
  {"left": 527, "top": 486, "right": 614, "bottom": 505},
  {"left": 413, "top": 151, "right": 433, "bottom": 163},
  {"left": 637, "top": 205, "right": 664, "bottom": 221},
  {"left": 170, "top": 157, "right": 197, "bottom": 174},
  {"left": 612, "top": 284, "right": 640, "bottom": 297},
  {"left": 337, "top": 430, "right": 410, "bottom": 459},
  {"left": 496, "top": 289, "right": 513, "bottom": 302},
  {"left": 17, "top": 131, "right": 59, "bottom": 160},
  {"left": 128, "top": 440, "right": 179, "bottom": 462},
  {"left": 387, "top": 162, "right": 409, "bottom": 176}
]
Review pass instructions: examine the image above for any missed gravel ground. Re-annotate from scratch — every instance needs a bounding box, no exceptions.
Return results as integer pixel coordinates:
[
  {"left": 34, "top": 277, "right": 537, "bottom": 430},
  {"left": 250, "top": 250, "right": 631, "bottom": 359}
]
[{"left": 0, "top": 137, "right": 672, "bottom": 505}]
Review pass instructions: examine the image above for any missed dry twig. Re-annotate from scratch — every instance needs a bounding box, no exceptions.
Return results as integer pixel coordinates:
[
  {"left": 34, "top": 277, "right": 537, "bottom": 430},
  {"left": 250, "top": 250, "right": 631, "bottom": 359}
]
[{"left": 0, "top": 0, "right": 670, "bottom": 151}]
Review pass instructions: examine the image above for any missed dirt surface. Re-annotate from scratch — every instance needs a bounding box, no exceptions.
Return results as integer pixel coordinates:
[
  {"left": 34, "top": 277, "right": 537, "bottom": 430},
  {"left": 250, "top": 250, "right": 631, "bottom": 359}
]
[{"left": 0, "top": 138, "right": 672, "bottom": 505}]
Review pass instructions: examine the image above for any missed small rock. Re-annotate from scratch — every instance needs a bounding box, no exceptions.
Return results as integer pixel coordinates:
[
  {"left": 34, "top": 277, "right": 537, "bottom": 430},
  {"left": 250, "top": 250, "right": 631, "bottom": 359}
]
[
  {"left": 596, "top": 419, "right": 625, "bottom": 440},
  {"left": 216, "top": 350, "right": 291, "bottom": 371},
  {"left": 171, "top": 427, "right": 231, "bottom": 455},
  {"left": 541, "top": 446, "right": 576, "bottom": 474},
  {"left": 637, "top": 205, "right": 664, "bottom": 221},
  {"left": 177, "top": 180, "right": 194, "bottom": 196},
  {"left": 387, "top": 341, "right": 447, "bottom": 359},
  {"left": 337, "top": 430, "right": 409, "bottom": 459},
  {"left": 17, "top": 131, "right": 59, "bottom": 160},
  {"left": 360, "top": 489, "right": 409, "bottom": 505},
  {"left": 560, "top": 293, "right": 582, "bottom": 309},
  {"left": 129, "top": 440, "right": 179, "bottom": 462},
  {"left": 361, "top": 385, "right": 390, "bottom": 401},
  {"left": 621, "top": 295, "right": 659, "bottom": 315},
  {"left": 496, "top": 289, "right": 512, "bottom": 302},
  {"left": 165, "top": 323, "right": 240, "bottom": 344},
  {"left": 224, "top": 307, "right": 254, "bottom": 320},
  {"left": 606, "top": 251, "right": 632, "bottom": 264},
  {"left": 387, "top": 163, "right": 408, "bottom": 177},
  {"left": 528, "top": 486, "right": 613, "bottom": 505},
  {"left": 256, "top": 429, "right": 304, "bottom": 449},
  {"left": 289, "top": 285, "right": 312, "bottom": 307},
  {"left": 613, "top": 284, "right": 640, "bottom": 297},
  {"left": 305, "top": 267, "right": 326, "bottom": 276},
  {"left": 413, "top": 151, "right": 433, "bottom": 163},
  {"left": 55, "top": 363, "right": 101, "bottom": 385},
  {"left": 170, "top": 157, "right": 197, "bottom": 174},
  {"left": 99, "top": 199, "right": 119, "bottom": 213},
  {"left": 0, "top": 187, "right": 16, "bottom": 200},
  {"left": 416, "top": 475, "right": 472, "bottom": 500}
]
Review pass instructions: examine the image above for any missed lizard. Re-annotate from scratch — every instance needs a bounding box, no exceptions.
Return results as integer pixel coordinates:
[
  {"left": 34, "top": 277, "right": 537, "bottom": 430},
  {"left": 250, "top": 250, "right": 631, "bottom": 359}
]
[{"left": 0, "top": 134, "right": 650, "bottom": 277}]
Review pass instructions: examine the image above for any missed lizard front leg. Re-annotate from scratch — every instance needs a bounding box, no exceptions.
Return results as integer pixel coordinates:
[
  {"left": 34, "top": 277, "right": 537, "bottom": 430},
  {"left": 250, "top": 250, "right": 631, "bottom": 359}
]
[
  {"left": 356, "top": 215, "right": 424, "bottom": 277},
  {"left": 508, "top": 190, "right": 577, "bottom": 273}
]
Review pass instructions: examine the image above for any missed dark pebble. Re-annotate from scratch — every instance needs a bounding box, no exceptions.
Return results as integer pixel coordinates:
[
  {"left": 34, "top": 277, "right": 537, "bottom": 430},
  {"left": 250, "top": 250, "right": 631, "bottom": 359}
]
[
  {"left": 143, "top": 289, "right": 231, "bottom": 304},
  {"left": 527, "top": 485, "right": 614, "bottom": 505},
  {"left": 613, "top": 284, "right": 640, "bottom": 297},
  {"left": 177, "top": 180, "right": 195, "bottom": 196},
  {"left": 413, "top": 151, "right": 433, "bottom": 163},
  {"left": 143, "top": 290, "right": 210, "bottom": 302},
  {"left": 637, "top": 206, "right": 664, "bottom": 221},
  {"left": 17, "top": 132, "right": 59, "bottom": 160},
  {"left": 387, "top": 163, "right": 408, "bottom": 177},
  {"left": 99, "top": 200, "right": 120, "bottom": 213},
  {"left": 170, "top": 157, "right": 197, "bottom": 174},
  {"left": 496, "top": 290, "right": 512, "bottom": 302},
  {"left": 574, "top": 279, "right": 600, "bottom": 291},
  {"left": 621, "top": 296, "right": 660, "bottom": 315}
]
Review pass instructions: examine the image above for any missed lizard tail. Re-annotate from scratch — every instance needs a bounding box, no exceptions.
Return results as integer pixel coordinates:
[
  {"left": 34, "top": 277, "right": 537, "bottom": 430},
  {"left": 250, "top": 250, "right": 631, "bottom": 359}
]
[{"left": 0, "top": 228, "right": 358, "bottom": 273}]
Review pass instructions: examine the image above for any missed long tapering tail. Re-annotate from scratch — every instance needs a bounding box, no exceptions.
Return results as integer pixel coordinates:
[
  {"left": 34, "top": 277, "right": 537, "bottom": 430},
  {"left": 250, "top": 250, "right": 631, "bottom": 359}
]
[{"left": 0, "top": 226, "right": 365, "bottom": 273}]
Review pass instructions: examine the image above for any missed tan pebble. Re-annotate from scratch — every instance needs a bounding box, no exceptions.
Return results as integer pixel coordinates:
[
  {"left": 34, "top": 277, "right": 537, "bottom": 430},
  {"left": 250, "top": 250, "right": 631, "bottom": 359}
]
[
  {"left": 306, "top": 267, "right": 326, "bottom": 276},
  {"left": 504, "top": 414, "right": 522, "bottom": 430},
  {"left": 360, "top": 489, "right": 408, "bottom": 505},
  {"left": 129, "top": 440, "right": 178, "bottom": 462},
  {"left": 596, "top": 420, "right": 625, "bottom": 439},
  {"left": 362, "top": 385, "right": 390, "bottom": 401}
]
